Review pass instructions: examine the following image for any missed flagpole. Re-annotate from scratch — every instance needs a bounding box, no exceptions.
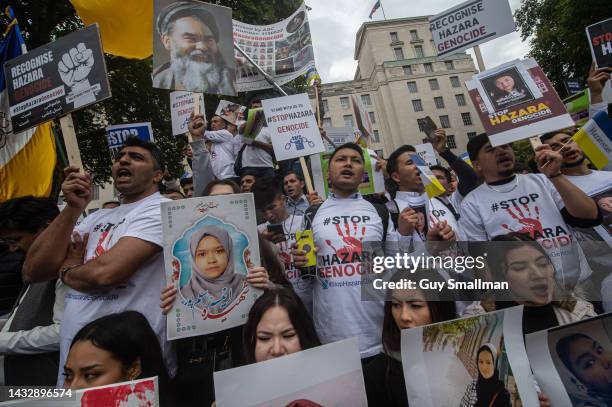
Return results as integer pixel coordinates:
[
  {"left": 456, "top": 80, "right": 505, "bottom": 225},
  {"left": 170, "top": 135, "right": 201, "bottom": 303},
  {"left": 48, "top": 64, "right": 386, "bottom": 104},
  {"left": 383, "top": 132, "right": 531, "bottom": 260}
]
[{"left": 379, "top": 0, "right": 387, "bottom": 20}]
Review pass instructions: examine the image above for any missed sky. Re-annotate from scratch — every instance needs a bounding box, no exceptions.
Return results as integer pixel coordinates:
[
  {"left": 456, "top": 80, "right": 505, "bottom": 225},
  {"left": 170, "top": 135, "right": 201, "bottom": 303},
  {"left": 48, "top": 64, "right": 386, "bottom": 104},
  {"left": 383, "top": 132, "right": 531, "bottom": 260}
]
[{"left": 306, "top": 0, "right": 530, "bottom": 83}]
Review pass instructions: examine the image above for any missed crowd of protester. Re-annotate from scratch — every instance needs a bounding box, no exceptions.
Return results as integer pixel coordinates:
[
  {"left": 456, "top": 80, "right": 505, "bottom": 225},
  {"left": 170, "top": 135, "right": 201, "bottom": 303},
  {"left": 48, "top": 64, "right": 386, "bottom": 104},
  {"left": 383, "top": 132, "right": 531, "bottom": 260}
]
[{"left": 0, "top": 65, "right": 610, "bottom": 406}]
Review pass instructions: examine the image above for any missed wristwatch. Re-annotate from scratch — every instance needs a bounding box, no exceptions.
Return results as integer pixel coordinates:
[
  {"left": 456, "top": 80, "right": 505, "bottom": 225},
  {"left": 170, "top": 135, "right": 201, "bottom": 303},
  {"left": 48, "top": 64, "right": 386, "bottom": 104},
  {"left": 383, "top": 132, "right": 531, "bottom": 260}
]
[{"left": 60, "top": 264, "right": 80, "bottom": 283}]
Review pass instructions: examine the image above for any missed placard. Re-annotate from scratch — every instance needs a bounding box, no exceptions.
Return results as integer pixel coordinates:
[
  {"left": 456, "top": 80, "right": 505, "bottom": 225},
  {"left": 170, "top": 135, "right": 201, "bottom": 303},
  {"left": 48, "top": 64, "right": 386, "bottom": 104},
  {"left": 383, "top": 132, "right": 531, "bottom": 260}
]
[
  {"left": 215, "top": 100, "right": 246, "bottom": 119},
  {"left": 429, "top": 0, "right": 516, "bottom": 57},
  {"left": 105, "top": 122, "right": 154, "bottom": 154},
  {"left": 322, "top": 127, "right": 355, "bottom": 153},
  {"left": 526, "top": 313, "right": 612, "bottom": 407},
  {"left": 4, "top": 24, "right": 111, "bottom": 133},
  {"left": 351, "top": 94, "right": 373, "bottom": 141},
  {"left": 161, "top": 194, "right": 261, "bottom": 339},
  {"left": 170, "top": 91, "right": 204, "bottom": 136},
  {"left": 262, "top": 93, "right": 325, "bottom": 161},
  {"left": 214, "top": 338, "right": 367, "bottom": 407},
  {"left": 233, "top": 4, "right": 315, "bottom": 92},
  {"left": 586, "top": 17, "right": 612, "bottom": 69},
  {"left": 153, "top": 0, "right": 236, "bottom": 96},
  {"left": 415, "top": 143, "right": 437, "bottom": 166},
  {"left": 466, "top": 58, "right": 574, "bottom": 146},
  {"left": 402, "top": 306, "right": 538, "bottom": 407}
]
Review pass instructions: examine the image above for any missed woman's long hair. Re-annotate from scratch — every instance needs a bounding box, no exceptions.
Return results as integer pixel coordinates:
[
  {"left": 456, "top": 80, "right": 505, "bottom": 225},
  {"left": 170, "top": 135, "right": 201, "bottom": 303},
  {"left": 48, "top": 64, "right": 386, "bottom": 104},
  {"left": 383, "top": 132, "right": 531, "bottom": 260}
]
[
  {"left": 70, "top": 311, "right": 173, "bottom": 405},
  {"left": 243, "top": 287, "right": 320, "bottom": 363}
]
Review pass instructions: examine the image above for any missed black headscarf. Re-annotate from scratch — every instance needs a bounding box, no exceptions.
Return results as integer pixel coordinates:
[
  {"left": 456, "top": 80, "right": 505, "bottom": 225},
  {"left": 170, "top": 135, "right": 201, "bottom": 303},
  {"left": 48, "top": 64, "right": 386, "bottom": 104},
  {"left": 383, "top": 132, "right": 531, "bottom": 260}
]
[{"left": 475, "top": 344, "right": 506, "bottom": 407}]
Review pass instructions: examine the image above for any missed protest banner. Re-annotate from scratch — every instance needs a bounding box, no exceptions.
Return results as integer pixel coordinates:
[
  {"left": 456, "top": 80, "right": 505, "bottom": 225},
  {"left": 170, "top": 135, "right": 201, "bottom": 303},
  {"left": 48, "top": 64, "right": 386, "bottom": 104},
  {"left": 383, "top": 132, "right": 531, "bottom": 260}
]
[
  {"left": 214, "top": 338, "right": 367, "bottom": 407},
  {"left": 161, "top": 194, "right": 261, "bottom": 339},
  {"left": 402, "top": 306, "right": 539, "bottom": 407},
  {"left": 4, "top": 24, "right": 111, "bottom": 133},
  {"left": 415, "top": 143, "right": 437, "bottom": 166},
  {"left": 429, "top": 0, "right": 516, "bottom": 57},
  {"left": 262, "top": 93, "right": 325, "bottom": 161},
  {"left": 564, "top": 79, "right": 583, "bottom": 95},
  {"left": 152, "top": 0, "right": 236, "bottom": 96},
  {"left": 586, "top": 17, "right": 612, "bottom": 69},
  {"left": 242, "top": 108, "right": 266, "bottom": 140},
  {"left": 233, "top": 4, "right": 315, "bottom": 92},
  {"left": 466, "top": 58, "right": 574, "bottom": 146},
  {"left": 351, "top": 94, "right": 373, "bottom": 142},
  {"left": 106, "top": 122, "right": 154, "bottom": 156},
  {"left": 572, "top": 110, "right": 612, "bottom": 171},
  {"left": 323, "top": 127, "right": 355, "bottom": 153},
  {"left": 563, "top": 89, "right": 590, "bottom": 126},
  {"left": 215, "top": 99, "right": 245, "bottom": 121},
  {"left": 311, "top": 148, "right": 384, "bottom": 198},
  {"left": 526, "top": 313, "right": 612, "bottom": 407},
  {"left": 2, "top": 377, "right": 158, "bottom": 406},
  {"left": 170, "top": 91, "right": 204, "bottom": 136}
]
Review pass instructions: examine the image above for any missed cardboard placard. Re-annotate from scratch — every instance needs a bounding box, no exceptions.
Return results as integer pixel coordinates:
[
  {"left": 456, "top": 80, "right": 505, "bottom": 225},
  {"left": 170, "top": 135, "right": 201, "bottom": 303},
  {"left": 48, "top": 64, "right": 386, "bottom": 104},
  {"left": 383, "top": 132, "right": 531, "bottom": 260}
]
[
  {"left": 170, "top": 91, "right": 204, "bottom": 136},
  {"left": 106, "top": 122, "right": 154, "bottom": 154},
  {"left": 586, "top": 17, "right": 612, "bottom": 69}
]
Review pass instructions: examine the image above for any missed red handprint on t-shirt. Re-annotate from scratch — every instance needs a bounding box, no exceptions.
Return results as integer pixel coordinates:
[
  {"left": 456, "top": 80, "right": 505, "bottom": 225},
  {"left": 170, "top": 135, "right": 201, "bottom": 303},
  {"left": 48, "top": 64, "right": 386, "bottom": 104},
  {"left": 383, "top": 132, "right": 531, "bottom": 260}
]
[
  {"left": 501, "top": 205, "right": 543, "bottom": 239},
  {"left": 325, "top": 223, "right": 366, "bottom": 260}
]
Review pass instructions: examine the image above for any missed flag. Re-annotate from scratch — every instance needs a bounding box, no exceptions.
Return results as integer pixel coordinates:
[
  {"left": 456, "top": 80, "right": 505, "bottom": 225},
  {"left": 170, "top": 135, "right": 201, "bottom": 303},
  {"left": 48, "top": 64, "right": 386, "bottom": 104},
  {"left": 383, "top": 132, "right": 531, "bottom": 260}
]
[
  {"left": 369, "top": 0, "right": 381, "bottom": 19},
  {"left": 305, "top": 67, "right": 321, "bottom": 87},
  {"left": 571, "top": 110, "right": 612, "bottom": 170},
  {"left": 0, "top": 7, "right": 57, "bottom": 201},
  {"left": 410, "top": 154, "right": 446, "bottom": 198},
  {"left": 459, "top": 152, "right": 473, "bottom": 167},
  {"left": 70, "top": 0, "right": 152, "bottom": 59}
]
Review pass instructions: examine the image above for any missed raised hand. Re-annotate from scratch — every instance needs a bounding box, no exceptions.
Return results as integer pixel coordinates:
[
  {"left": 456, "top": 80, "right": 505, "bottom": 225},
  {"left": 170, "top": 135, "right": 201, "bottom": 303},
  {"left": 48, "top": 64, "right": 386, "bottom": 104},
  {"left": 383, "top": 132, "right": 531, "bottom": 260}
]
[{"left": 61, "top": 166, "right": 92, "bottom": 210}]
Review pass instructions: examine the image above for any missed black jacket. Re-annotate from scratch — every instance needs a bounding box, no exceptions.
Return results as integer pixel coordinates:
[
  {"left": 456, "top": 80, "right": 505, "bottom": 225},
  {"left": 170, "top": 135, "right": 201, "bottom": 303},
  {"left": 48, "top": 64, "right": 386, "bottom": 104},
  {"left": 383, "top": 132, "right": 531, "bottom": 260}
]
[{"left": 364, "top": 353, "right": 408, "bottom": 407}]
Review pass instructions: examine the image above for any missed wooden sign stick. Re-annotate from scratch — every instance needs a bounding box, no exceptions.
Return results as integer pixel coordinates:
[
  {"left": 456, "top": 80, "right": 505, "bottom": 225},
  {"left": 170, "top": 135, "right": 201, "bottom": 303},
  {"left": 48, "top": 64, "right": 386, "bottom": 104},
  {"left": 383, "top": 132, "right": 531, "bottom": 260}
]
[{"left": 59, "top": 113, "right": 84, "bottom": 169}]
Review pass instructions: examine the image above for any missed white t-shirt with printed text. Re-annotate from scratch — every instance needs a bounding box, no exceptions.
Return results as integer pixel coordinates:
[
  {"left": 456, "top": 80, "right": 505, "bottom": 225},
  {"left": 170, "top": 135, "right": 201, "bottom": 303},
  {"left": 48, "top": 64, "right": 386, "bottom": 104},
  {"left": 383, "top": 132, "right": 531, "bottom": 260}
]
[{"left": 242, "top": 127, "right": 274, "bottom": 168}]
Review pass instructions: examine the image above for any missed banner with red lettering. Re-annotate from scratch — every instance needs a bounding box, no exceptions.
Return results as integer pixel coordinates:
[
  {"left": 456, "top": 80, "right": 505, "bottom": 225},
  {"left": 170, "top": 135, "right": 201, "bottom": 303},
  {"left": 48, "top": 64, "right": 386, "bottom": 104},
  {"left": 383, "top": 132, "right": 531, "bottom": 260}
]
[
  {"left": 466, "top": 58, "right": 574, "bottom": 146},
  {"left": 586, "top": 17, "right": 612, "bottom": 69}
]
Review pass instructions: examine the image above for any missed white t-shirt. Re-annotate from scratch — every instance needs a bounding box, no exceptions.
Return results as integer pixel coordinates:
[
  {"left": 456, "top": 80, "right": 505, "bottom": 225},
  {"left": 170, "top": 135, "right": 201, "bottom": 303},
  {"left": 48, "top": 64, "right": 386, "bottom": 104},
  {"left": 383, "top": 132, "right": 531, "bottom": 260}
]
[
  {"left": 58, "top": 193, "right": 175, "bottom": 385},
  {"left": 204, "top": 129, "right": 236, "bottom": 179},
  {"left": 307, "top": 193, "right": 401, "bottom": 358},
  {"left": 459, "top": 174, "right": 593, "bottom": 284},
  {"left": 257, "top": 214, "right": 313, "bottom": 311},
  {"left": 242, "top": 127, "right": 274, "bottom": 168}
]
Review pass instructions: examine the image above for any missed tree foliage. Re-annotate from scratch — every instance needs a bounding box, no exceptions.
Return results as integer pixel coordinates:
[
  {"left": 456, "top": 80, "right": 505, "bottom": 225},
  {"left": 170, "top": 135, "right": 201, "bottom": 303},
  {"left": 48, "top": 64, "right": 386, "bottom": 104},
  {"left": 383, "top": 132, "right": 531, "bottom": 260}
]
[
  {"left": 3, "top": 0, "right": 302, "bottom": 184},
  {"left": 514, "top": 0, "right": 612, "bottom": 98}
]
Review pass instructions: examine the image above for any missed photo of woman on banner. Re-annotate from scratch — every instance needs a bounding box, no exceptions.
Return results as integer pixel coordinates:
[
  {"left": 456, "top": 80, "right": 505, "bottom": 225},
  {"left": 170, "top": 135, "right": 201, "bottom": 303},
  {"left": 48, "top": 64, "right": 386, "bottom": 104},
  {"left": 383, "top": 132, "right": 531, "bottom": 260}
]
[
  {"left": 479, "top": 66, "right": 535, "bottom": 112},
  {"left": 460, "top": 344, "right": 512, "bottom": 407},
  {"left": 178, "top": 224, "right": 249, "bottom": 315}
]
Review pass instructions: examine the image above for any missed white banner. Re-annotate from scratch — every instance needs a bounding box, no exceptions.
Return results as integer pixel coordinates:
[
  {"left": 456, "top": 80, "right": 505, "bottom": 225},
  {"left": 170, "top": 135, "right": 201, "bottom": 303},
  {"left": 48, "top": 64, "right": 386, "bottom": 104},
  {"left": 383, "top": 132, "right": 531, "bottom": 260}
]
[
  {"left": 429, "top": 0, "right": 516, "bottom": 57},
  {"left": 170, "top": 91, "right": 204, "bottom": 136},
  {"left": 262, "top": 93, "right": 325, "bottom": 161},
  {"left": 415, "top": 143, "right": 437, "bottom": 166}
]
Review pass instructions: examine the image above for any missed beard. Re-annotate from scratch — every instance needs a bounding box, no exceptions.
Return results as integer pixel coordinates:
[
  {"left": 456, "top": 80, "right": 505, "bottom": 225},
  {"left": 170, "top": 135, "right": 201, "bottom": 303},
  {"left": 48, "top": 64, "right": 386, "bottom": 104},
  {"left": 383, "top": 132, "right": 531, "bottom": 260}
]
[
  {"left": 561, "top": 153, "right": 585, "bottom": 168},
  {"left": 171, "top": 49, "right": 225, "bottom": 92}
]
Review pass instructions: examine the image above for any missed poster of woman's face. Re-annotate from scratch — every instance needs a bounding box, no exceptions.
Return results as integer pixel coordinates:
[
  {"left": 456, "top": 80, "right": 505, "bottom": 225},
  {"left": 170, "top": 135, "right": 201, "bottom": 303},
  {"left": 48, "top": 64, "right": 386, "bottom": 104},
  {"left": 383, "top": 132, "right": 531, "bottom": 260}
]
[
  {"left": 162, "top": 194, "right": 261, "bottom": 339},
  {"left": 594, "top": 192, "right": 612, "bottom": 235},
  {"left": 479, "top": 66, "right": 536, "bottom": 112}
]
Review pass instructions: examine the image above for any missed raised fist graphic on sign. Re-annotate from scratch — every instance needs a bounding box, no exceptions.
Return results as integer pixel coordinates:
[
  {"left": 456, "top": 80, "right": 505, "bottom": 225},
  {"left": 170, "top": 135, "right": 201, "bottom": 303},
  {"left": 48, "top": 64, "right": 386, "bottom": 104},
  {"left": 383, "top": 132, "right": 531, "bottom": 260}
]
[{"left": 58, "top": 42, "right": 94, "bottom": 88}]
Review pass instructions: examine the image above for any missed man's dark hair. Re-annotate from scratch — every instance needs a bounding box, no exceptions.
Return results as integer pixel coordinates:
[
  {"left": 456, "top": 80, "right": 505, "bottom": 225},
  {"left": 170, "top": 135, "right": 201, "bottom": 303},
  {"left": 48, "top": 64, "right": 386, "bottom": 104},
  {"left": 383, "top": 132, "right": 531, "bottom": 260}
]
[
  {"left": 466, "top": 133, "right": 489, "bottom": 162},
  {"left": 430, "top": 165, "right": 452, "bottom": 184},
  {"left": 163, "top": 186, "right": 184, "bottom": 197},
  {"left": 102, "top": 201, "right": 121, "bottom": 208},
  {"left": 122, "top": 137, "right": 166, "bottom": 172},
  {"left": 540, "top": 128, "right": 574, "bottom": 143},
  {"left": 179, "top": 176, "right": 193, "bottom": 188},
  {"left": 0, "top": 196, "right": 59, "bottom": 233},
  {"left": 202, "top": 179, "right": 240, "bottom": 196},
  {"left": 329, "top": 142, "right": 364, "bottom": 162},
  {"left": 283, "top": 170, "right": 304, "bottom": 183},
  {"left": 252, "top": 175, "right": 283, "bottom": 209},
  {"left": 240, "top": 170, "right": 258, "bottom": 181},
  {"left": 386, "top": 145, "right": 416, "bottom": 180}
]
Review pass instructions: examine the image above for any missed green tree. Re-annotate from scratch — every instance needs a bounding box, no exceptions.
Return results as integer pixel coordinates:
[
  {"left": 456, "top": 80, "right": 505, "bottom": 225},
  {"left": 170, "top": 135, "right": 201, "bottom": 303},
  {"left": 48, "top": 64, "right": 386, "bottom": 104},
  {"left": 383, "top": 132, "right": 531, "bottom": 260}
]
[
  {"left": 514, "top": 0, "right": 612, "bottom": 98},
  {"left": 4, "top": 0, "right": 302, "bottom": 184}
]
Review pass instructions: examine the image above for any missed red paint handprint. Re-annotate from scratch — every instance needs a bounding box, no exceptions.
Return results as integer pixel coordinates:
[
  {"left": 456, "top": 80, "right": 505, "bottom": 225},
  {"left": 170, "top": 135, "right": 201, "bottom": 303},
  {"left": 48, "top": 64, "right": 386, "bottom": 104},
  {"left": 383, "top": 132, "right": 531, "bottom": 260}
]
[
  {"left": 325, "top": 223, "right": 366, "bottom": 259},
  {"left": 501, "top": 205, "right": 543, "bottom": 239}
]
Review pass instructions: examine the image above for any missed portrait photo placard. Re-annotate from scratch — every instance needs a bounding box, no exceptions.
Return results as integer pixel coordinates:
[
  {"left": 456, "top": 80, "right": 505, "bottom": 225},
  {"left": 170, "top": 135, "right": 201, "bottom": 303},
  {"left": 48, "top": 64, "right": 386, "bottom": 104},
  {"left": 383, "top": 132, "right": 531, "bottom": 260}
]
[
  {"left": 153, "top": 0, "right": 236, "bottom": 96},
  {"left": 161, "top": 193, "right": 261, "bottom": 339}
]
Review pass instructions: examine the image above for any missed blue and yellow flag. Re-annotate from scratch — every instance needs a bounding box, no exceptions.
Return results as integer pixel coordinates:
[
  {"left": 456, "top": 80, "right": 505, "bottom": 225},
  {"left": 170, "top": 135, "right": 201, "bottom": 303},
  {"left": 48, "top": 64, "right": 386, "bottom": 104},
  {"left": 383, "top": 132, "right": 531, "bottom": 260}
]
[
  {"left": 305, "top": 67, "right": 321, "bottom": 87},
  {"left": 459, "top": 151, "right": 473, "bottom": 167},
  {"left": 410, "top": 154, "right": 446, "bottom": 198},
  {"left": 572, "top": 110, "right": 612, "bottom": 170},
  {"left": 0, "top": 7, "right": 56, "bottom": 201}
]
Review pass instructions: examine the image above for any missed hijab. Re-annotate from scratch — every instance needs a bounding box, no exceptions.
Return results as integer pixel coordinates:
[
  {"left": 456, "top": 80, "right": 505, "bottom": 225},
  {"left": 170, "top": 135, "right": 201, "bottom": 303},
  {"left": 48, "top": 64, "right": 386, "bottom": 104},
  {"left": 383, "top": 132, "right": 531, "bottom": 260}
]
[
  {"left": 180, "top": 225, "right": 246, "bottom": 312},
  {"left": 475, "top": 344, "right": 506, "bottom": 407}
]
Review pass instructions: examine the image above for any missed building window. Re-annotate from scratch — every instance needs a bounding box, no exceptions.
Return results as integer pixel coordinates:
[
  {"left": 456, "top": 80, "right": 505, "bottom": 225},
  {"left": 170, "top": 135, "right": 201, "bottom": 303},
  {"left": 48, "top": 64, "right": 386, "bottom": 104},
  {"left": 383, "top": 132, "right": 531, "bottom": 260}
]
[
  {"left": 467, "top": 132, "right": 477, "bottom": 140},
  {"left": 390, "top": 32, "right": 399, "bottom": 42},
  {"left": 410, "top": 30, "right": 419, "bottom": 41},
  {"left": 412, "top": 99, "right": 423, "bottom": 112},
  {"left": 446, "top": 135, "right": 457, "bottom": 149},
  {"left": 361, "top": 94, "right": 371, "bottom": 106},
  {"left": 368, "top": 111, "right": 376, "bottom": 124},
  {"left": 340, "top": 97, "right": 349, "bottom": 109},
  {"left": 417, "top": 118, "right": 428, "bottom": 133},
  {"left": 450, "top": 76, "right": 461, "bottom": 88},
  {"left": 322, "top": 99, "right": 329, "bottom": 112},
  {"left": 429, "top": 78, "right": 439, "bottom": 90},
  {"left": 445, "top": 61, "right": 454, "bottom": 70},
  {"left": 394, "top": 47, "right": 405, "bottom": 60},
  {"left": 415, "top": 45, "right": 424, "bottom": 58},
  {"left": 402, "top": 65, "right": 412, "bottom": 75},
  {"left": 434, "top": 96, "right": 445, "bottom": 109},
  {"left": 439, "top": 115, "right": 451, "bottom": 128},
  {"left": 343, "top": 115, "right": 354, "bottom": 128},
  {"left": 373, "top": 130, "right": 380, "bottom": 143},
  {"left": 455, "top": 94, "right": 466, "bottom": 106},
  {"left": 461, "top": 112, "right": 473, "bottom": 126},
  {"left": 322, "top": 117, "right": 332, "bottom": 128},
  {"left": 407, "top": 81, "right": 418, "bottom": 93},
  {"left": 424, "top": 62, "right": 433, "bottom": 72}
]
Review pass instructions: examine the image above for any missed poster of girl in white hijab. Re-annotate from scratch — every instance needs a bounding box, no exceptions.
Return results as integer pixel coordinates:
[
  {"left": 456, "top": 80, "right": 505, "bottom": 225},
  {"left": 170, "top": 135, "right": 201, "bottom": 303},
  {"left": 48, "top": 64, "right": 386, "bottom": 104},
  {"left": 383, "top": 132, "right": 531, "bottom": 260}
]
[
  {"left": 526, "top": 313, "right": 612, "bottom": 407},
  {"left": 161, "top": 194, "right": 261, "bottom": 339},
  {"left": 401, "top": 306, "right": 539, "bottom": 407}
]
